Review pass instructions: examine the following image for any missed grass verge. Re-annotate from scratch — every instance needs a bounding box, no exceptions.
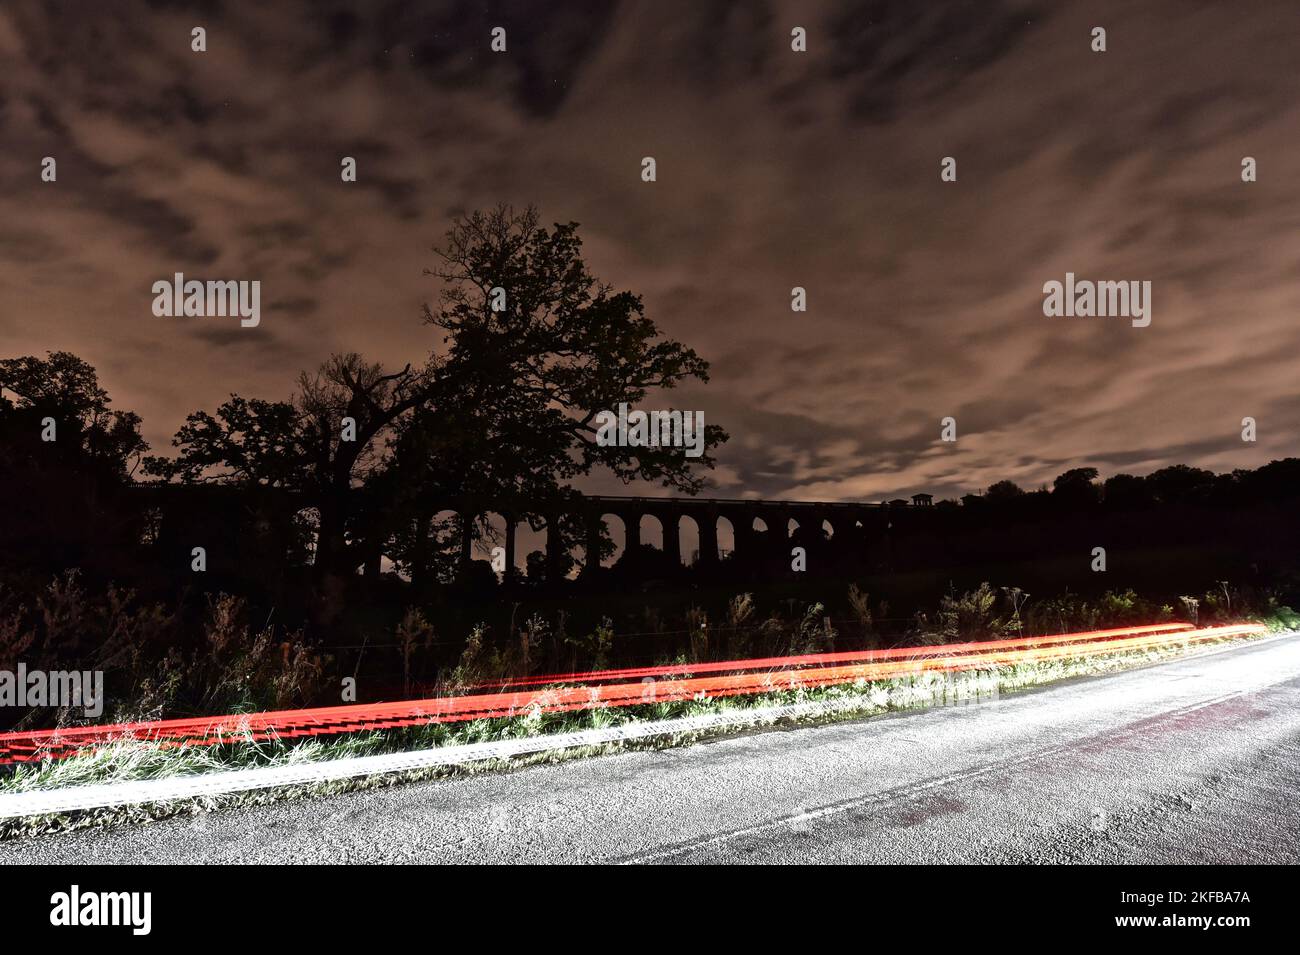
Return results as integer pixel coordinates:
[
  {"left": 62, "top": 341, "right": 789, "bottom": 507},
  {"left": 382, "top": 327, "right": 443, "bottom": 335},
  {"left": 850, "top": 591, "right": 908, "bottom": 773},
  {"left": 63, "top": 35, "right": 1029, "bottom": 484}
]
[{"left": 0, "top": 624, "right": 1285, "bottom": 840}]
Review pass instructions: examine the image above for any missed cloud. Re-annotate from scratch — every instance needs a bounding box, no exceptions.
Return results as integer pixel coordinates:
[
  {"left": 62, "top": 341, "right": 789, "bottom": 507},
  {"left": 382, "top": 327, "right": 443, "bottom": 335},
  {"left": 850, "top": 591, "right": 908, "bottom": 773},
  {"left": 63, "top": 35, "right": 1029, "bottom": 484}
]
[{"left": 1, "top": 0, "right": 1298, "bottom": 502}]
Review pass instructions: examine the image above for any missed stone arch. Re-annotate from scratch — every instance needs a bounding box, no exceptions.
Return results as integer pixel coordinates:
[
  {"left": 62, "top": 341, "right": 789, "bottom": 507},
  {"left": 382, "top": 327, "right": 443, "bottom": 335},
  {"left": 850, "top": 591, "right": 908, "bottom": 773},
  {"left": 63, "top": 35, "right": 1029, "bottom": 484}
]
[
  {"left": 425, "top": 508, "right": 461, "bottom": 582},
  {"left": 479, "top": 510, "right": 515, "bottom": 580},
  {"left": 715, "top": 515, "right": 735, "bottom": 560},
  {"left": 678, "top": 513, "right": 700, "bottom": 566},
  {"left": 639, "top": 512, "right": 666, "bottom": 550},
  {"left": 585, "top": 512, "right": 627, "bottom": 570},
  {"left": 543, "top": 510, "right": 578, "bottom": 583}
]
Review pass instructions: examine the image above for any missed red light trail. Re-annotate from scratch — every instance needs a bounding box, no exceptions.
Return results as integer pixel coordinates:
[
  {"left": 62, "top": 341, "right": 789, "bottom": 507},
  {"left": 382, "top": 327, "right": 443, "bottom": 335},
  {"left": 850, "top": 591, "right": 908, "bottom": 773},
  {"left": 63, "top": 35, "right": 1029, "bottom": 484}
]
[
  {"left": 465, "top": 622, "right": 1197, "bottom": 689},
  {"left": 0, "top": 622, "right": 1264, "bottom": 766}
]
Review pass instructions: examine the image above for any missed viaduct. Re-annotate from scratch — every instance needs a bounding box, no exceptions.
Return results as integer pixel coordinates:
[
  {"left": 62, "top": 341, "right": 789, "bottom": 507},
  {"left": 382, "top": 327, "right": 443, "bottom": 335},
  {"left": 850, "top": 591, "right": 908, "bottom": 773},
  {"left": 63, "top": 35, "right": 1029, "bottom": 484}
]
[
  {"left": 130, "top": 485, "right": 935, "bottom": 582},
  {"left": 503, "top": 494, "right": 903, "bottom": 581}
]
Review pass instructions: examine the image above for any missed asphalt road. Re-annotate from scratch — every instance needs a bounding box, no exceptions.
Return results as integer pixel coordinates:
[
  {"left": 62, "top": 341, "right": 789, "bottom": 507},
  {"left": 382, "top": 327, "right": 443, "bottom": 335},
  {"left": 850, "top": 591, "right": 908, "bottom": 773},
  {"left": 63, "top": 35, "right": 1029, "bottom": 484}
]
[{"left": 3, "top": 634, "right": 1299, "bottom": 864}]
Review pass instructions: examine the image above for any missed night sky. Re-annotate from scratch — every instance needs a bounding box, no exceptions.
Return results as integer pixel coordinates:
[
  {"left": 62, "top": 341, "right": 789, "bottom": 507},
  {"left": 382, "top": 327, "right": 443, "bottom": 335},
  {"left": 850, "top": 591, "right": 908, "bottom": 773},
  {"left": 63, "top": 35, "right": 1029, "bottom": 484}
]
[{"left": 3, "top": 0, "right": 1298, "bottom": 505}]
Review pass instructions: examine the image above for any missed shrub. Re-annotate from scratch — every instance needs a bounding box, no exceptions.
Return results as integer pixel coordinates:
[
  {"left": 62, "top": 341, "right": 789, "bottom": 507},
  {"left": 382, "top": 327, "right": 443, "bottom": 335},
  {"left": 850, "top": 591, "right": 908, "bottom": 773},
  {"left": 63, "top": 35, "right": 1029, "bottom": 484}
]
[{"left": 934, "top": 582, "right": 1015, "bottom": 642}]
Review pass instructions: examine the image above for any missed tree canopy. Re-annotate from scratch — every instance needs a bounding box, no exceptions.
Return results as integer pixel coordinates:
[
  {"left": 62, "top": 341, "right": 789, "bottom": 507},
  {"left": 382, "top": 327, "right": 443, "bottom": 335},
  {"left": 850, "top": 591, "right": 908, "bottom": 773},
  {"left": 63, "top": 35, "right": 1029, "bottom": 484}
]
[{"left": 144, "top": 205, "right": 728, "bottom": 579}]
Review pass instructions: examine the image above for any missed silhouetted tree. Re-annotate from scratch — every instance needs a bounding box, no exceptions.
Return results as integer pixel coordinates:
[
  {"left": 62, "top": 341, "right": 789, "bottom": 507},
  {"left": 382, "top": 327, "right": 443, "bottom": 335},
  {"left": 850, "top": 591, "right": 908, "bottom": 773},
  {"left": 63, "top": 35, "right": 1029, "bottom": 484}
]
[
  {"left": 1237, "top": 459, "right": 1300, "bottom": 500},
  {"left": 146, "top": 205, "right": 728, "bottom": 584},
  {"left": 419, "top": 204, "right": 726, "bottom": 489},
  {"left": 1052, "top": 467, "right": 1100, "bottom": 507},
  {"left": 145, "top": 353, "right": 437, "bottom": 579},
  {"left": 0, "top": 352, "right": 148, "bottom": 575},
  {"left": 1144, "top": 464, "right": 1215, "bottom": 505},
  {"left": 1102, "top": 472, "right": 1150, "bottom": 509},
  {"left": 0, "top": 352, "right": 147, "bottom": 478},
  {"left": 985, "top": 480, "right": 1025, "bottom": 502}
]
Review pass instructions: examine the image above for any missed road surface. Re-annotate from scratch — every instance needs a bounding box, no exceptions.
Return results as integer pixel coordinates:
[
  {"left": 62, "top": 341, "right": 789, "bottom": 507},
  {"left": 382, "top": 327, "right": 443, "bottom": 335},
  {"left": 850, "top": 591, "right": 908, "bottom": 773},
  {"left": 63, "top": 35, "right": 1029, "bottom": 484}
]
[{"left": 2, "top": 634, "right": 1299, "bottom": 864}]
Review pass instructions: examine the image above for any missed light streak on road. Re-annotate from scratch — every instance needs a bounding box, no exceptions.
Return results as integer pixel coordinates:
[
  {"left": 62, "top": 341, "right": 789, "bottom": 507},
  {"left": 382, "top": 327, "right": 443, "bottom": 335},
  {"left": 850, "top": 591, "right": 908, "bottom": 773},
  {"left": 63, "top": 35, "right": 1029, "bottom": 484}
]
[
  {"left": 0, "top": 622, "right": 1264, "bottom": 766},
  {"left": 465, "top": 622, "right": 1197, "bottom": 689}
]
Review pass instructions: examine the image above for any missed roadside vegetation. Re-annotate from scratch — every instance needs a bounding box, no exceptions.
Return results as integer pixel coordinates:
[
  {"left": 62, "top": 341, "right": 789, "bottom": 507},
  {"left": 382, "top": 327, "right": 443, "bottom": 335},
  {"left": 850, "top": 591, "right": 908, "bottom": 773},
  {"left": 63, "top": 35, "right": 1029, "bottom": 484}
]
[
  {"left": 1, "top": 600, "right": 1290, "bottom": 840},
  {"left": 3, "top": 572, "right": 1295, "bottom": 731}
]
